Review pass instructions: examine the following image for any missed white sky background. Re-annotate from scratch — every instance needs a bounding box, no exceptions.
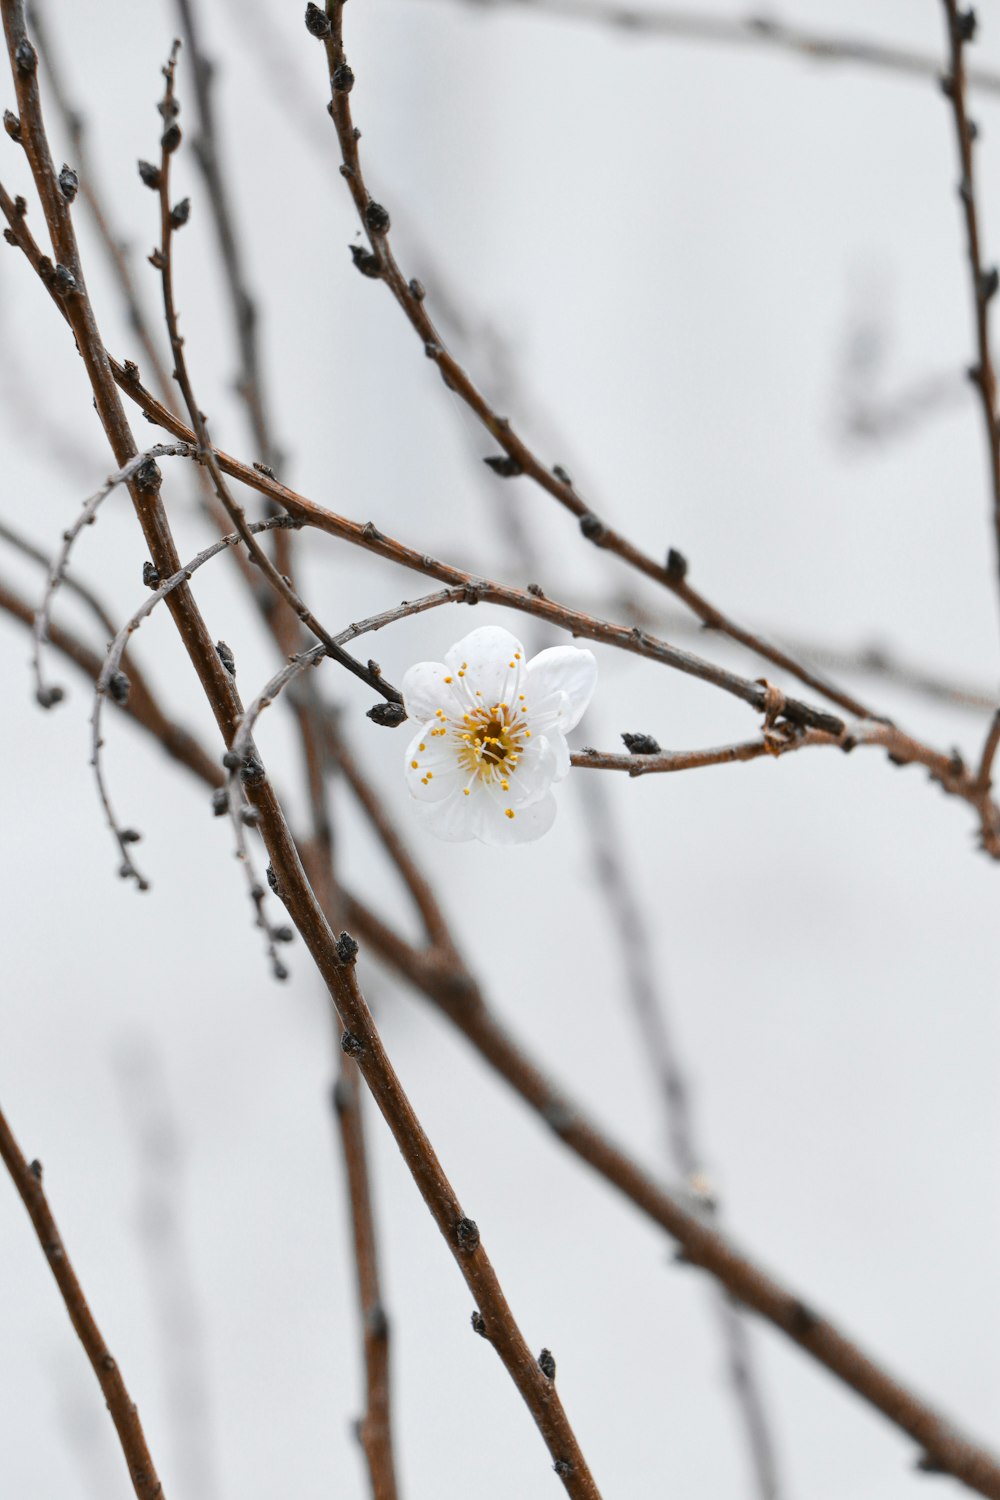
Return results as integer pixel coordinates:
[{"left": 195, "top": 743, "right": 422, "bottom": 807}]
[{"left": 1, "top": 1, "right": 999, "bottom": 1497}]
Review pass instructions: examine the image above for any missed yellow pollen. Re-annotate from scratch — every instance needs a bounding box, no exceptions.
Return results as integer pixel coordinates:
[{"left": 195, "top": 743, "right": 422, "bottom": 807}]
[
  {"left": 463, "top": 788, "right": 470, "bottom": 796},
  {"left": 426, "top": 771, "right": 433, "bottom": 779},
  {"left": 419, "top": 743, "right": 426, "bottom": 752},
  {"left": 525, "top": 730, "right": 532, "bottom": 738},
  {"left": 501, "top": 780, "right": 509, "bottom": 791},
  {"left": 462, "top": 662, "right": 467, "bottom": 669},
  {"left": 505, "top": 809, "right": 515, "bottom": 819},
  {"left": 436, "top": 709, "right": 445, "bottom": 719},
  {"left": 444, "top": 675, "right": 453, "bottom": 683},
  {"left": 421, "top": 777, "right": 428, "bottom": 785},
  {"left": 515, "top": 652, "right": 521, "bottom": 660},
  {"left": 508, "top": 660, "right": 515, "bottom": 668},
  {"left": 458, "top": 670, "right": 465, "bottom": 677},
  {"left": 411, "top": 760, "right": 419, "bottom": 769}
]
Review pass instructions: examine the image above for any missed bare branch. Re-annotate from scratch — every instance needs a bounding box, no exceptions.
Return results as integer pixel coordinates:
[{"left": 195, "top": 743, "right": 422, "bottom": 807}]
[{"left": 0, "top": 1099, "right": 166, "bottom": 1500}]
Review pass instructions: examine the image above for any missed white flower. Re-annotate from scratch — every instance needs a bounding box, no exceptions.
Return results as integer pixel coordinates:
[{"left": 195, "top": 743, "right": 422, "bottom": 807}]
[{"left": 400, "top": 624, "right": 597, "bottom": 844}]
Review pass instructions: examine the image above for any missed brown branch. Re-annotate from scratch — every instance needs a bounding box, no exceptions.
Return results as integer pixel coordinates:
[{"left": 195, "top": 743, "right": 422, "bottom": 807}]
[
  {"left": 6, "top": 198, "right": 999, "bottom": 851},
  {"left": 8, "top": 573, "right": 1000, "bottom": 1497},
  {"left": 308, "top": 0, "right": 875, "bottom": 724},
  {"left": 340, "top": 893, "right": 1000, "bottom": 1498},
  {"left": 405, "top": 0, "right": 1000, "bottom": 96},
  {"left": 149, "top": 45, "right": 400, "bottom": 709},
  {"left": 0, "top": 1099, "right": 166, "bottom": 1500},
  {"left": 940, "top": 5, "right": 1000, "bottom": 624},
  {"left": 2, "top": 15, "right": 603, "bottom": 1486}
]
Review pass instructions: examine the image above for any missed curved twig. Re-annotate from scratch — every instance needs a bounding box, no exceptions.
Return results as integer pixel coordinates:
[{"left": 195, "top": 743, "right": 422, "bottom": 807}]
[
  {"left": 31, "top": 443, "right": 193, "bottom": 707},
  {"left": 89, "top": 516, "right": 296, "bottom": 889}
]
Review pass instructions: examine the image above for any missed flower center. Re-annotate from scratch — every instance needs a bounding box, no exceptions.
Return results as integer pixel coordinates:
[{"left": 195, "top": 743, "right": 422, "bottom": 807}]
[{"left": 456, "top": 701, "right": 527, "bottom": 783}]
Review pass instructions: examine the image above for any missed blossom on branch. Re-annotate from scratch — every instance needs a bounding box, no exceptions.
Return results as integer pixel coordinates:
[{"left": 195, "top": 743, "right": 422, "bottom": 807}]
[{"left": 401, "top": 625, "right": 597, "bottom": 844}]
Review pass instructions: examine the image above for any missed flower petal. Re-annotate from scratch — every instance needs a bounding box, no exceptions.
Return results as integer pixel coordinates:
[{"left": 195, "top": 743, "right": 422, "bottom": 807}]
[
  {"left": 404, "top": 724, "right": 467, "bottom": 802},
  {"left": 411, "top": 789, "right": 481, "bottom": 841},
  {"left": 525, "top": 646, "right": 597, "bottom": 732},
  {"left": 477, "top": 789, "right": 558, "bottom": 846},
  {"left": 445, "top": 626, "right": 526, "bottom": 708},
  {"left": 401, "top": 660, "right": 464, "bottom": 723}
]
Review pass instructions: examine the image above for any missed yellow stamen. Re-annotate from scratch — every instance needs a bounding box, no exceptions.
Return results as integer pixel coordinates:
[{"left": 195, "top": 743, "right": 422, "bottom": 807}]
[
  {"left": 411, "top": 760, "right": 419, "bottom": 769},
  {"left": 505, "top": 808, "right": 515, "bottom": 819}
]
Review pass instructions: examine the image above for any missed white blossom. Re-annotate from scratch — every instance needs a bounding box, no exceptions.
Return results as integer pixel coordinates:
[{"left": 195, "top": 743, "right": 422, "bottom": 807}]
[{"left": 400, "top": 624, "right": 597, "bottom": 845}]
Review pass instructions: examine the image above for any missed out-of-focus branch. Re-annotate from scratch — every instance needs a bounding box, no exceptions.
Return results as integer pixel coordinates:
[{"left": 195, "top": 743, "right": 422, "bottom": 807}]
[
  {"left": 172, "top": 0, "right": 279, "bottom": 472},
  {"left": 340, "top": 892, "right": 1000, "bottom": 1498},
  {"left": 582, "top": 776, "right": 782, "bottom": 1500},
  {"left": 115, "top": 1042, "right": 221, "bottom": 1500},
  {"left": 0, "top": 1099, "right": 166, "bottom": 1500},
  {"left": 0, "top": 571, "right": 223, "bottom": 787},
  {"left": 405, "top": 0, "right": 1000, "bottom": 97},
  {"left": 26, "top": 0, "right": 179, "bottom": 411}
]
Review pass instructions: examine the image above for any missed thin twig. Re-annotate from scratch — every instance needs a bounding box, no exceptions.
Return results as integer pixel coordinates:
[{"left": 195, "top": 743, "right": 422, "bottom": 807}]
[
  {"left": 404, "top": 0, "right": 1000, "bottom": 96},
  {"left": 31, "top": 443, "right": 193, "bottom": 708},
  {"left": 89, "top": 516, "right": 296, "bottom": 891},
  {"left": 0, "top": 1099, "right": 166, "bottom": 1500},
  {"left": 149, "top": 48, "right": 401, "bottom": 708},
  {"left": 939, "top": 4, "right": 1000, "bottom": 625},
  {"left": 310, "top": 0, "right": 875, "bottom": 724}
]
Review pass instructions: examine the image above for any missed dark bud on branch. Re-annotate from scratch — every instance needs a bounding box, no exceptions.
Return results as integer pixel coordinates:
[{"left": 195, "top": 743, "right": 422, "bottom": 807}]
[
  {"left": 336, "top": 931, "right": 360, "bottom": 964},
  {"left": 333, "top": 63, "right": 355, "bottom": 93},
  {"left": 471, "top": 1310, "right": 487, "bottom": 1337},
  {"left": 455, "top": 1216, "right": 480, "bottom": 1253},
  {"left": 142, "top": 561, "right": 161, "bottom": 589},
  {"left": 58, "top": 165, "right": 79, "bottom": 202},
  {"left": 211, "top": 788, "right": 229, "bottom": 817},
  {"left": 15, "top": 38, "right": 37, "bottom": 75},
  {"left": 108, "top": 671, "right": 131, "bottom": 706},
  {"left": 979, "top": 266, "right": 999, "bottom": 303},
  {"left": 552, "top": 464, "right": 573, "bottom": 485},
  {"left": 134, "top": 458, "right": 161, "bottom": 492},
  {"left": 35, "top": 685, "right": 64, "bottom": 710},
  {"left": 304, "top": 3, "right": 331, "bottom": 37},
  {"left": 170, "top": 198, "right": 191, "bottom": 229},
  {"left": 367, "top": 701, "right": 407, "bottom": 727},
  {"left": 916, "top": 1453, "right": 948, "bottom": 1474},
  {"left": 553, "top": 1461, "right": 574, "bottom": 1478},
  {"left": 622, "top": 731, "right": 661, "bottom": 755},
  {"left": 53, "top": 264, "right": 77, "bottom": 296},
  {"left": 579, "top": 512, "right": 606, "bottom": 542},
  {"left": 160, "top": 122, "right": 182, "bottom": 155},
  {"left": 120, "top": 829, "right": 142, "bottom": 845},
  {"left": 3, "top": 110, "right": 21, "bottom": 143},
  {"left": 484, "top": 454, "right": 523, "bottom": 478},
  {"left": 955, "top": 9, "right": 978, "bottom": 43},
  {"left": 340, "top": 1030, "right": 365, "bottom": 1057},
  {"left": 408, "top": 277, "right": 426, "bottom": 301},
  {"left": 364, "top": 199, "right": 391, "bottom": 234},
  {"left": 215, "top": 640, "right": 237, "bottom": 676},
  {"left": 538, "top": 1348, "right": 556, "bottom": 1380},
  {"left": 665, "top": 546, "right": 688, "bottom": 580},
  {"left": 137, "top": 159, "right": 161, "bottom": 190},
  {"left": 240, "top": 806, "right": 260, "bottom": 828},
  {"left": 265, "top": 863, "right": 279, "bottom": 893},
  {"left": 349, "top": 243, "right": 381, "bottom": 278}
]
